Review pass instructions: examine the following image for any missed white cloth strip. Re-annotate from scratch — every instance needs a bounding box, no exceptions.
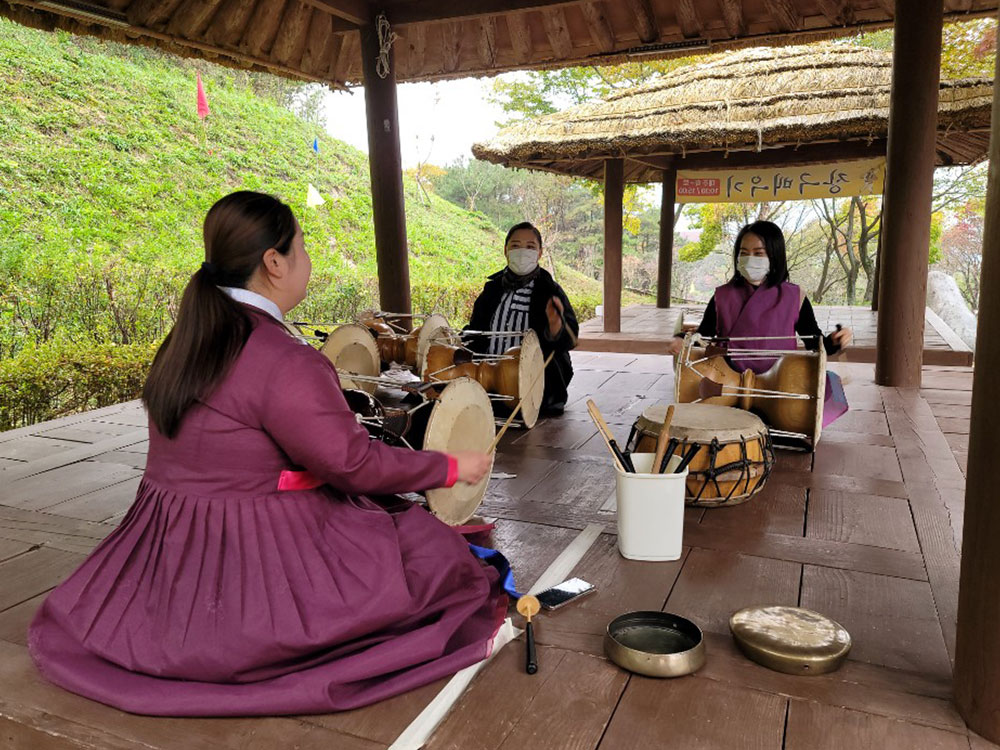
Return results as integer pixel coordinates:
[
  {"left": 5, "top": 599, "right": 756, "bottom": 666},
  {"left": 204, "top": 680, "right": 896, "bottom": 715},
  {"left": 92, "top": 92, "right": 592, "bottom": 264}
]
[{"left": 388, "top": 522, "right": 603, "bottom": 750}]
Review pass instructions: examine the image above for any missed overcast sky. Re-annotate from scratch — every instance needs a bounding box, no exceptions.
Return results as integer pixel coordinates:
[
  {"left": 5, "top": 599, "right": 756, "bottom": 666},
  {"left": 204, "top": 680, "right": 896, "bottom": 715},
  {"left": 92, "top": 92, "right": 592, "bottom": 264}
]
[{"left": 321, "top": 77, "right": 509, "bottom": 169}]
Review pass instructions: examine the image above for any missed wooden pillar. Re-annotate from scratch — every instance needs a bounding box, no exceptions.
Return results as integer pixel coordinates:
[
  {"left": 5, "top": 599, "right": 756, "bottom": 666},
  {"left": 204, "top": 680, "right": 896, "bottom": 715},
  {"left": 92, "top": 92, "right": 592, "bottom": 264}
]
[
  {"left": 871, "top": 227, "right": 883, "bottom": 312},
  {"left": 874, "top": 0, "right": 943, "bottom": 387},
  {"left": 603, "top": 159, "right": 624, "bottom": 333},
  {"left": 360, "top": 19, "right": 411, "bottom": 319},
  {"left": 954, "top": 10, "right": 1000, "bottom": 739},
  {"left": 657, "top": 168, "right": 677, "bottom": 309}
]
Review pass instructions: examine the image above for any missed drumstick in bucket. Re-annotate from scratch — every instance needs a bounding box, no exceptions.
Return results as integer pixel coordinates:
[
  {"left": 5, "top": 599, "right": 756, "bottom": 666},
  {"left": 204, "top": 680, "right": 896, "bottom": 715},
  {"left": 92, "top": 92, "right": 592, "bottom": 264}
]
[
  {"left": 658, "top": 438, "right": 679, "bottom": 474},
  {"left": 673, "top": 443, "right": 700, "bottom": 474},
  {"left": 652, "top": 405, "right": 675, "bottom": 475},
  {"left": 487, "top": 350, "right": 556, "bottom": 454},
  {"left": 587, "top": 400, "right": 633, "bottom": 473}
]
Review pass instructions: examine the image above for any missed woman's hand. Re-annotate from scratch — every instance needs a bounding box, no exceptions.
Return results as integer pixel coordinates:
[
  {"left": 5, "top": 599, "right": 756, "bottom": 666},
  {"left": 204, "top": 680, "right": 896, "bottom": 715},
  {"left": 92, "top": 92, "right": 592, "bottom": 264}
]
[
  {"left": 665, "top": 337, "right": 685, "bottom": 356},
  {"left": 831, "top": 326, "right": 853, "bottom": 349},
  {"left": 452, "top": 451, "right": 492, "bottom": 484},
  {"left": 545, "top": 296, "right": 565, "bottom": 339}
]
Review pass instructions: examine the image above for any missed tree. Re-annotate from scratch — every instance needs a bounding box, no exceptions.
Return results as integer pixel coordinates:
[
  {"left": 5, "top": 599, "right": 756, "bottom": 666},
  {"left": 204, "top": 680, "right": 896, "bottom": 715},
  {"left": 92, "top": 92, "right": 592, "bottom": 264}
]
[{"left": 940, "top": 201, "right": 985, "bottom": 310}]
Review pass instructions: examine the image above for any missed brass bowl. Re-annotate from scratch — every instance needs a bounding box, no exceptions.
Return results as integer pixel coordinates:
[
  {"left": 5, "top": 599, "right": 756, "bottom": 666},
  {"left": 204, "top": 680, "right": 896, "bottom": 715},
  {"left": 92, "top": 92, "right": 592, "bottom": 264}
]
[
  {"left": 604, "top": 611, "right": 705, "bottom": 678},
  {"left": 729, "top": 605, "right": 851, "bottom": 675}
]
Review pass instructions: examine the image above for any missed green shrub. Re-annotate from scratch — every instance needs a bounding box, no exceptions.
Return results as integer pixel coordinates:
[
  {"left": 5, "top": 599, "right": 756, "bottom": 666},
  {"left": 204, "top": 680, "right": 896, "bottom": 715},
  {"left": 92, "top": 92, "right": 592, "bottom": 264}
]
[{"left": 0, "top": 340, "right": 157, "bottom": 430}]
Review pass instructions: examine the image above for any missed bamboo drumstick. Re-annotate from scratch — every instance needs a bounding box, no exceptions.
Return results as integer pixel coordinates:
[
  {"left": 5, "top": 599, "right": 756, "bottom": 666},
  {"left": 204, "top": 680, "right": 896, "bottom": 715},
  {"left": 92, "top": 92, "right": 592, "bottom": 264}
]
[
  {"left": 586, "top": 399, "right": 631, "bottom": 473},
  {"left": 652, "top": 405, "right": 675, "bottom": 475}
]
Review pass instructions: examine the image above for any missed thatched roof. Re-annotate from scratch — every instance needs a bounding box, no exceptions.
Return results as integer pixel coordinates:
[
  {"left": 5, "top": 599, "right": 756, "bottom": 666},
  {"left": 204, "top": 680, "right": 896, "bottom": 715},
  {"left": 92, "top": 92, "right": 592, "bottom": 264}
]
[
  {"left": 473, "top": 43, "right": 994, "bottom": 183},
  {"left": 2, "top": 1, "right": 997, "bottom": 89}
]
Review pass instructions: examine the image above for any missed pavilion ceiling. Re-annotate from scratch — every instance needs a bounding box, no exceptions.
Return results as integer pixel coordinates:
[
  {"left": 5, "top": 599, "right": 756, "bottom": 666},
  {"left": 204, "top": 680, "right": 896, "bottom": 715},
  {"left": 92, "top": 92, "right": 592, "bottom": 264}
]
[{"left": 1, "top": 0, "right": 997, "bottom": 88}]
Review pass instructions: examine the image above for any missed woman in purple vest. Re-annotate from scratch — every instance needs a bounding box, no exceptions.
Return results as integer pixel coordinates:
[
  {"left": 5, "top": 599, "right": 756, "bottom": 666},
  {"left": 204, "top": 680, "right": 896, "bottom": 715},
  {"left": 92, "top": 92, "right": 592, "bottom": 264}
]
[
  {"left": 28, "top": 191, "right": 508, "bottom": 717},
  {"left": 666, "top": 220, "right": 851, "bottom": 427}
]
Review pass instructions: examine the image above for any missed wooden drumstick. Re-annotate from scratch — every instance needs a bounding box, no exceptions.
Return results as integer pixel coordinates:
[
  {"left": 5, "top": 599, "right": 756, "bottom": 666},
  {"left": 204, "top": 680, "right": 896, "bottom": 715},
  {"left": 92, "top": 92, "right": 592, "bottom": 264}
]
[
  {"left": 652, "top": 405, "right": 675, "bottom": 475},
  {"left": 487, "top": 350, "right": 556, "bottom": 454},
  {"left": 586, "top": 400, "right": 632, "bottom": 473},
  {"left": 516, "top": 595, "right": 541, "bottom": 674}
]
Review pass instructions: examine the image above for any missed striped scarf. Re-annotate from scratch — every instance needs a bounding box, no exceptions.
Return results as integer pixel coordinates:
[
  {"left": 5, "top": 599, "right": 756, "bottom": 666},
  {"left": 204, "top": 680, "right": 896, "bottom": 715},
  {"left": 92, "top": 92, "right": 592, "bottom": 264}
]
[{"left": 488, "top": 278, "right": 535, "bottom": 355}]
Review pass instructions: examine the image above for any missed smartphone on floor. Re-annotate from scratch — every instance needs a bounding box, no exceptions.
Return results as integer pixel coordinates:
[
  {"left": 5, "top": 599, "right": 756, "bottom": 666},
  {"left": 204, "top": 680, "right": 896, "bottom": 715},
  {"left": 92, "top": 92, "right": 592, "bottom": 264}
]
[{"left": 535, "top": 577, "right": 596, "bottom": 611}]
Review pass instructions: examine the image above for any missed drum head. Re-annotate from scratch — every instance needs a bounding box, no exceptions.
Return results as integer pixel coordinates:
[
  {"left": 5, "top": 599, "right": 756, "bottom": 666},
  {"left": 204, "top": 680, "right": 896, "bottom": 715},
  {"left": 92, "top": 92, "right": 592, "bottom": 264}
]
[
  {"left": 423, "top": 378, "right": 496, "bottom": 525},
  {"left": 416, "top": 314, "right": 454, "bottom": 375},
  {"left": 811, "top": 347, "right": 827, "bottom": 448},
  {"left": 517, "top": 329, "right": 545, "bottom": 429},
  {"left": 320, "top": 324, "right": 379, "bottom": 394},
  {"left": 666, "top": 403, "right": 768, "bottom": 443}
]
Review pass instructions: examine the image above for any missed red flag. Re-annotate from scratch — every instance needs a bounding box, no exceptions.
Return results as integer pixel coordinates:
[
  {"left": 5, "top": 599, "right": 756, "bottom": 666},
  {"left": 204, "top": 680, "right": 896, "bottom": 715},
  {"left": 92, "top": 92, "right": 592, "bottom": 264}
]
[{"left": 196, "top": 72, "right": 210, "bottom": 120}]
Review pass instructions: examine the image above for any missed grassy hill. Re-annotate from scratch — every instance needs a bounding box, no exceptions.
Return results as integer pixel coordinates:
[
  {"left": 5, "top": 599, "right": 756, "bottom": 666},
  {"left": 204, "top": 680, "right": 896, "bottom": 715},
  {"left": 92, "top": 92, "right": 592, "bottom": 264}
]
[{"left": 0, "top": 20, "right": 621, "bottom": 428}]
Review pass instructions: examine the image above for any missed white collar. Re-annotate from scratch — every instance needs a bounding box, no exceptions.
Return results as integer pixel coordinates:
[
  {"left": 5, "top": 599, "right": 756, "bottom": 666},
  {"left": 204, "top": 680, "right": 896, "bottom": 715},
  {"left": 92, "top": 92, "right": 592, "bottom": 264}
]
[{"left": 218, "top": 287, "right": 284, "bottom": 322}]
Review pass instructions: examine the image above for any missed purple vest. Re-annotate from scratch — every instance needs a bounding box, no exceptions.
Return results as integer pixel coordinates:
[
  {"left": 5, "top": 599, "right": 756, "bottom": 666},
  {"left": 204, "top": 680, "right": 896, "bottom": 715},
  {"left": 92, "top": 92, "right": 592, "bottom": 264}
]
[{"left": 714, "top": 280, "right": 800, "bottom": 374}]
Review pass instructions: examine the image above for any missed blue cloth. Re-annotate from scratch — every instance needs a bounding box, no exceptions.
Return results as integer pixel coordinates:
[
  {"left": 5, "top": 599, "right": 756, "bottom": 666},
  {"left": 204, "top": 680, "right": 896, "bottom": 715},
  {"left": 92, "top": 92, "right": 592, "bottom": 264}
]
[{"left": 468, "top": 544, "right": 523, "bottom": 599}]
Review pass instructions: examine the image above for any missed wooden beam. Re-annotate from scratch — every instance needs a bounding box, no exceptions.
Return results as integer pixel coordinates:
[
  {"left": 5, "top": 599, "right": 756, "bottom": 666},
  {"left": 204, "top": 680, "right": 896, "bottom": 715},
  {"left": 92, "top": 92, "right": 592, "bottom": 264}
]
[
  {"left": 332, "top": 29, "right": 357, "bottom": 80},
  {"left": 580, "top": 1, "right": 615, "bottom": 53},
  {"left": 955, "top": 10, "right": 1000, "bottom": 743},
  {"left": 814, "top": 0, "right": 853, "bottom": 25},
  {"left": 441, "top": 21, "right": 462, "bottom": 73},
  {"left": 506, "top": 12, "right": 534, "bottom": 64},
  {"left": 165, "top": 0, "right": 225, "bottom": 38},
  {"left": 360, "top": 22, "right": 412, "bottom": 318},
  {"left": 391, "top": 0, "right": 581, "bottom": 26},
  {"left": 875, "top": 0, "right": 944, "bottom": 387},
  {"left": 300, "top": 9, "right": 336, "bottom": 74},
  {"left": 675, "top": 0, "right": 702, "bottom": 38},
  {"left": 125, "top": 0, "right": 185, "bottom": 28},
  {"left": 405, "top": 22, "right": 427, "bottom": 74},
  {"left": 477, "top": 15, "right": 498, "bottom": 67},
  {"left": 241, "top": 0, "right": 288, "bottom": 56},
  {"left": 541, "top": 7, "right": 573, "bottom": 59},
  {"left": 299, "top": 0, "right": 371, "bottom": 25},
  {"left": 205, "top": 0, "right": 258, "bottom": 46},
  {"left": 874, "top": 0, "right": 895, "bottom": 17},
  {"left": 624, "top": 0, "right": 658, "bottom": 43},
  {"left": 761, "top": 0, "right": 801, "bottom": 32},
  {"left": 272, "top": 0, "right": 313, "bottom": 66},
  {"left": 718, "top": 0, "right": 745, "bottom": 37},
  {"left": 603, "top": 159, "right": 624, "bottom": 333},
  {"left": 657, "top": 168, "right": 676, "bottom": 308}
]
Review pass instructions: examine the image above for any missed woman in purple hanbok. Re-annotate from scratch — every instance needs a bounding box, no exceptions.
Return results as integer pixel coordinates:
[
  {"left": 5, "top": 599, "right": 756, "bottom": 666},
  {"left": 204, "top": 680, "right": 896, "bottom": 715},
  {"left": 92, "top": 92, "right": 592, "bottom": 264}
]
[
  {"left": 667, "top": 220, "right": 852, "bottom": 427},
  {"left": 29, "top": 191, "right": 507, "bottom": 717}
]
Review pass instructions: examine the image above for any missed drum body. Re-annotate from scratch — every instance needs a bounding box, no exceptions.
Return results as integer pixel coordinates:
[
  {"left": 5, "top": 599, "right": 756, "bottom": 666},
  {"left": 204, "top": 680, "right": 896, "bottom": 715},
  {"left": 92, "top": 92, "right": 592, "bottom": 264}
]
[
  {"left": 422, "top": 329, "right": 545, "bottom": 429},
  {"left": 344, "top": 378, "right": 495, "bottom": 525},
  {"left": 627, "top": 403, "right": 774, "bottom": 507},
  {"left": 674, "top": 344, "right": 826, "bottom": 449}
]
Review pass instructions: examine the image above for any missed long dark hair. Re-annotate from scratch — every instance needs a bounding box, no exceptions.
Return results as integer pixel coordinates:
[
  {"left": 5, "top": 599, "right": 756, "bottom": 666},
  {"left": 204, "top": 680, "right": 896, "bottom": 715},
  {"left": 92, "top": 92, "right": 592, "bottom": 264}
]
[
  {"left": 143, "top": 191, "right": 296, "bottom": 438},
  {"left": 731, "top": 220, "right": 789, "bottom": 287}
]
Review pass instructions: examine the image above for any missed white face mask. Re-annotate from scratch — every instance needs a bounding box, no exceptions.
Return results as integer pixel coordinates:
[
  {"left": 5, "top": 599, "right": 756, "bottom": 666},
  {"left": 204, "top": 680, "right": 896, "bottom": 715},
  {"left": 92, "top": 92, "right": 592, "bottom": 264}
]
[
  {"left": 738, "top": 255, "right": 770, "bottom": 283},
  {"left": 507, "top": 247, "right": 539, "bottom": 276}
]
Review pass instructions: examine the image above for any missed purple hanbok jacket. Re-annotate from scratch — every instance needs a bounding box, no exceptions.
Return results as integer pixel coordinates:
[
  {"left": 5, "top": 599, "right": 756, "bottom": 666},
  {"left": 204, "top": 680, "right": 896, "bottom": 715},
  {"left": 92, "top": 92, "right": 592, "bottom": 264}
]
[{"left": 28, "top": 307, "right": 507, "bottom": 717}]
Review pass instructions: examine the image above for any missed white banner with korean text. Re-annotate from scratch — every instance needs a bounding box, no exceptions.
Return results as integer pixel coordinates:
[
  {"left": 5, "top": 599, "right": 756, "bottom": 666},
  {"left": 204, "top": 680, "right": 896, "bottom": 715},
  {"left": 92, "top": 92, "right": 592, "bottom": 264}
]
[{"left": 675, "top": 157, "right": 886, "bottom": 203}]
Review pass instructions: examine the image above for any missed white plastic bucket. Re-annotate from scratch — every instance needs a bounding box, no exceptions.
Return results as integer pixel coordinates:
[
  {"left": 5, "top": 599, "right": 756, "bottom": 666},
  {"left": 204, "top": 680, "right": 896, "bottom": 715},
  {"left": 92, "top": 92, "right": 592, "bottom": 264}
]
[{"left": 615, "top": 452, "right": 688, "bottom": 561}]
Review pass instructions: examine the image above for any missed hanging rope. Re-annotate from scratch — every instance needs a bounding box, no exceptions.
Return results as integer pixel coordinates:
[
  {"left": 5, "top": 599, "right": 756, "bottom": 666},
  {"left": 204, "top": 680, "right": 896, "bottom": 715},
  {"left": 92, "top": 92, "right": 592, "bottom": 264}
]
[{"left": 375, "top": 13, "right": 398, "bottom": 79}]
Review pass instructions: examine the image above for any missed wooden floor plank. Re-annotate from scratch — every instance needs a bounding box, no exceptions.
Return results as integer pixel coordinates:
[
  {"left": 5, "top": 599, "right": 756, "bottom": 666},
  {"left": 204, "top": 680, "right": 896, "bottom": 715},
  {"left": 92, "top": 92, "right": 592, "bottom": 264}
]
[
  {"left": 0, "top": 429, "right": 148, "bottom": 486},
  {"left": 0, "top": 436, "right": 83, "bottom": 463},
  {"left": 784, "top": 701, "right": 969, "bottom": 750},
  {"left": 826, "top": 409, "right": 891, "bottom": 435},
  {"left": 698, "top": 632, "right": 964, "bottom": 732},
  {"left": 41, "top": 477, "right": 141, "bottom": 523},
  {"left": 807, "top": 490, "right": 920, "bottom": 553},
  {"left": 800, "top": 566, "right": 952, "bottom": 680},
  {"left": 427, "top": 646, "right": 627, "bottom": 750},
  {"left": 0, "top": 547, "right": 86, "bottom": 612},
  {"left": 665, "top": 548, "right": 801, "bottom": 636},
  {"left": 1, "top": 462, "right": 143, "bottom": 511},
  {"left": 0, "top": 592, "right": 46, "bottom": 646},
  {"left": 698, "top": 482, "right": 806, "bottom": 538},
  {"left": 597, "top": 675, "right": 787, "bottom": 750},
  {"left": 0, "top": 642, "right": 383, "bottom": 750},
  {"left": 813, "top": 443, "right": 903, "bottom": 483}
]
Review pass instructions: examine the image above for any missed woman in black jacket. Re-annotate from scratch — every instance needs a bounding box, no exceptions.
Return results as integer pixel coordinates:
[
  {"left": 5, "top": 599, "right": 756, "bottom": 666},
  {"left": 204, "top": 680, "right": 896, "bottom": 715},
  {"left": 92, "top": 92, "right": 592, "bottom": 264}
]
[{"left": 465, "top": 222, "right": 579, "bottom": 415}]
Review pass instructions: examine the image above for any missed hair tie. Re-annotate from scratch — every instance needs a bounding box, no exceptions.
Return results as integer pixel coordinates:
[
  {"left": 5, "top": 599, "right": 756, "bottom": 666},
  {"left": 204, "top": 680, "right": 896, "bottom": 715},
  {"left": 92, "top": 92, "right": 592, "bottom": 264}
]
[{"left": 201, "top": 261, "right": 217, "bottom": 278}]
